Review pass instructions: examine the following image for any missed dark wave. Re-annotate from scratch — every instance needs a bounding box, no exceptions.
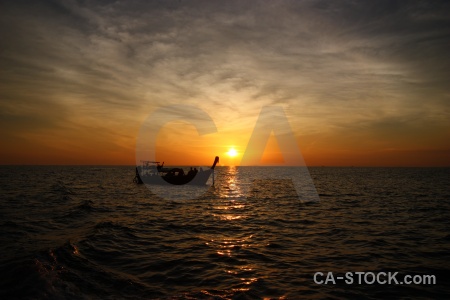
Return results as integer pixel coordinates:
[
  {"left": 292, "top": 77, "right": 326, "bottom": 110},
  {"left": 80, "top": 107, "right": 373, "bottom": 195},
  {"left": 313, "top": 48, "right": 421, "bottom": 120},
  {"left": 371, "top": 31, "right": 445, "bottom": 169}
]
[{"left": 1, "top": 166, "right": 449, "bottom": 299}]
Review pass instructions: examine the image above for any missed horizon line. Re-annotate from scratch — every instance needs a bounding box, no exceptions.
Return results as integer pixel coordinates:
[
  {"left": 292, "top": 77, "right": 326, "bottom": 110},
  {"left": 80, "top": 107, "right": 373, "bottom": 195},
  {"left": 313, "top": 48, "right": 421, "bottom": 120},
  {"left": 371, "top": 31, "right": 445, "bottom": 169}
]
[{"left": 0, "top": 164, "right": 448, "bottom": 168}]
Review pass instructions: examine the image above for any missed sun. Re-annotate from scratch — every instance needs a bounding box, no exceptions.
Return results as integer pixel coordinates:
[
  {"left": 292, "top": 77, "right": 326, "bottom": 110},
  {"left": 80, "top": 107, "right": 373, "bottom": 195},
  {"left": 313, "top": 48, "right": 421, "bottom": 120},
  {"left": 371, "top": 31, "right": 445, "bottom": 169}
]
[{"left": 227, "top": 148, "right": 238, "bottom": 157}]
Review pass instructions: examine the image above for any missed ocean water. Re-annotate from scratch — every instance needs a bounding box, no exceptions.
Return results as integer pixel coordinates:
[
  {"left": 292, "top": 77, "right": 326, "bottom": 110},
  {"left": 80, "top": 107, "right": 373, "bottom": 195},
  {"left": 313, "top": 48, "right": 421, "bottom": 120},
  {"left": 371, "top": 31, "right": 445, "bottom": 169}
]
[{"left": 1, "top": 166, "right": 449, "bottom": 299}]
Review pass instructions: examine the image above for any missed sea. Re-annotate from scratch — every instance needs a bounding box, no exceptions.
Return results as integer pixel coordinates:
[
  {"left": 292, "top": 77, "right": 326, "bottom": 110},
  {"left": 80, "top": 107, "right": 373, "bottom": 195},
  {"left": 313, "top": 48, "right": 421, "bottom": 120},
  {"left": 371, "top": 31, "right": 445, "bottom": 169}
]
[{"left": 0, "top": 166, "right": 449, "bottom": 299}]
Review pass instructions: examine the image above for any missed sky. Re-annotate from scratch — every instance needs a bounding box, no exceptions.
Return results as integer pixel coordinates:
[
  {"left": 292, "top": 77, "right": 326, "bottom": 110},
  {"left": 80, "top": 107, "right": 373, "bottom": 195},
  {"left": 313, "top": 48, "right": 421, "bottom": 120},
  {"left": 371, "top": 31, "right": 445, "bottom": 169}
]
[{"left": 1, "top": 0, "right": 449, "bottom": 166}]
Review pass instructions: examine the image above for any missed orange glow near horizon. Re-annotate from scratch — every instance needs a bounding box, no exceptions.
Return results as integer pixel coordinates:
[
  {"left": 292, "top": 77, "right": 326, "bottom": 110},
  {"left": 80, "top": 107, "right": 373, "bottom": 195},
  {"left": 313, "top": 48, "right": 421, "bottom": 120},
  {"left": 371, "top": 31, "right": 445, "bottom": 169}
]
[{"left": 1, "top": 118, "right": 449, "bottom": 167}]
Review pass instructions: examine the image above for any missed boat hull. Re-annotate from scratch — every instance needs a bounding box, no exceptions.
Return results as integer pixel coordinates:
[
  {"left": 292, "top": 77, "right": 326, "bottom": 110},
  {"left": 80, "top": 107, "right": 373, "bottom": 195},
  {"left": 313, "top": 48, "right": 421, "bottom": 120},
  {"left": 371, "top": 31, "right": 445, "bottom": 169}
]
[{"left": 140, "top": 169, "right": 213, "bottom": 186}]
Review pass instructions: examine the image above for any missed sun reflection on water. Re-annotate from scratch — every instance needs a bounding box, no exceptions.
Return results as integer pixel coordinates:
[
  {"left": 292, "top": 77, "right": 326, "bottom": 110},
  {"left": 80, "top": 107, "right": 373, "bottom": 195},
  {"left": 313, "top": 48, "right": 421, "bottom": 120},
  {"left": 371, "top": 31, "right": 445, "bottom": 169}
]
[
  {"left": 211, "top": 166, "right": 249, "bottom": 222},
  {"left": 199, "top": 166, "right": 268, "bottom": 293}
]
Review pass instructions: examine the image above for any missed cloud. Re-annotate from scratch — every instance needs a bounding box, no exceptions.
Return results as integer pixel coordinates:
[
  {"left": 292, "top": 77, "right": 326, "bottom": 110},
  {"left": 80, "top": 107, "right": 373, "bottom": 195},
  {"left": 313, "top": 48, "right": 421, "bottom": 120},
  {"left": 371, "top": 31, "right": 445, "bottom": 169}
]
[{"left": 1, "top": 0, "right": 449, "bottom": 164}]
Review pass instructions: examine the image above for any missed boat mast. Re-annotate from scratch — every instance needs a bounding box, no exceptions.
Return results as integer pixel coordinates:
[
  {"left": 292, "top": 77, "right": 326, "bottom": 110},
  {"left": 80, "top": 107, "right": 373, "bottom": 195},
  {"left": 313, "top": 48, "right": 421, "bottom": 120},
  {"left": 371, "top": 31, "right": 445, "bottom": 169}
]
[{"left": 211, "top": 156, "right": 219, "bottom": 186}]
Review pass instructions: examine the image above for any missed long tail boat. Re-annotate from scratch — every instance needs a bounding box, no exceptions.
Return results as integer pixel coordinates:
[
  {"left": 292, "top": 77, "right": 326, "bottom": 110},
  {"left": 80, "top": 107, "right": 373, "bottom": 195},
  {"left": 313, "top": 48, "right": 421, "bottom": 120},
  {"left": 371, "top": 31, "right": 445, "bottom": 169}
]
[{"left": 134, "top": 156, "right": 219, "bottom": 186}]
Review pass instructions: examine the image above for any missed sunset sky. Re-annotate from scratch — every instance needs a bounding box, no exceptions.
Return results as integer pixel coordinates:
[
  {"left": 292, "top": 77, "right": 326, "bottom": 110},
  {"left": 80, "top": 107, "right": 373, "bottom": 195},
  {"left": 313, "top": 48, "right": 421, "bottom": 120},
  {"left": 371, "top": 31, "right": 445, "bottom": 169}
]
[{"left": 1, "top": 0, "right": 449, "bottom": 166}]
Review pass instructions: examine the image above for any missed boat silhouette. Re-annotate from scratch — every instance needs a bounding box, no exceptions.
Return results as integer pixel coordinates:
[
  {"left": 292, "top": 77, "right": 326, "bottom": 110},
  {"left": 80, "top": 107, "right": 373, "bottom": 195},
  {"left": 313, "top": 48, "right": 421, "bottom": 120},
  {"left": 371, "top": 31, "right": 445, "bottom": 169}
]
[{"left": 134, "top": 156, "right": 219, "bottom": 186}]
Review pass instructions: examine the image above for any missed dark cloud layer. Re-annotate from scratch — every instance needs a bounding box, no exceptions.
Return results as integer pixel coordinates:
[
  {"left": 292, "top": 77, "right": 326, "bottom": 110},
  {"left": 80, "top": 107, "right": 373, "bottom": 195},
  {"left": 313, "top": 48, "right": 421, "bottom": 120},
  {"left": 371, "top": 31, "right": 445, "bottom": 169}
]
[{"left": 1, "top": 0, "right": 449, "bottom": 164}]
